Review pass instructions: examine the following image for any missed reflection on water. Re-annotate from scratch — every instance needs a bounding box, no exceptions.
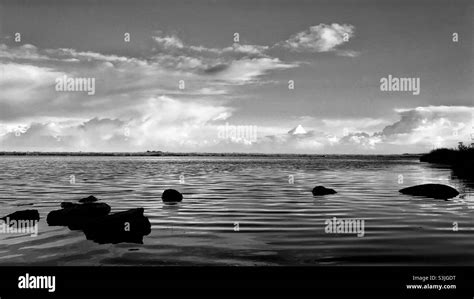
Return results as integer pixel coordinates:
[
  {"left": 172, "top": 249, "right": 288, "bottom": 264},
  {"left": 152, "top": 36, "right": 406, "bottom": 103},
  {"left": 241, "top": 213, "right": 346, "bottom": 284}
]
[{"left": 0, "top": 155, "right": 472, "bottom": 266}]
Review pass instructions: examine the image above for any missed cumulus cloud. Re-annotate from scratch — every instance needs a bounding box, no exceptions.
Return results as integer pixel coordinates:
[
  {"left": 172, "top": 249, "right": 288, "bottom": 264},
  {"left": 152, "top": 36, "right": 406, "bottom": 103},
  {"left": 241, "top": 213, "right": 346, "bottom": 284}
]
[
  {"left": 379, "top": 106, "right": 473, "bottom": 148},
  {"left": 0, "top": 63, "right": 67, "bottom": 121},
  {"left": 224, "top": 106, "right": 474, "bottom": 154},
  {"left": 1, "top": 104, "right": 471, "bottom": 153},
  {"left": 152, "top": 35, "right": 185, "bottom": 50},
  {"left": 383, "top": 106, "right": 470, "bottom": 136},
  {"left": 279, "top": 23, "right": 357, "bottom": 55},
  {"left": 332, "top": 106, "right": 473, "bottom": 152},
  {"left": 0, "top": 44, "right": 54, "bottom": 61},
  {"left": 0, "top": 96, "right": 234, "bottom": 152}
]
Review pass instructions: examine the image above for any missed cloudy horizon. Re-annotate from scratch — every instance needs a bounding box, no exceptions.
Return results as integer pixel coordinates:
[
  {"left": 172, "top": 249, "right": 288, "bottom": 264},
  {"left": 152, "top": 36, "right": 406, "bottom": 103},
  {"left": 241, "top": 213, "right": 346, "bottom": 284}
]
[{"left": 0, "top": 0, "right": 473, "bottom": 154}]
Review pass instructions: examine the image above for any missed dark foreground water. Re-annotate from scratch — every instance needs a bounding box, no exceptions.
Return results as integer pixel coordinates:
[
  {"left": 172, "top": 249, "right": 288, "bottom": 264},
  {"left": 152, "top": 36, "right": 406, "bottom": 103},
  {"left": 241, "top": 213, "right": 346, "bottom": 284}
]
[{"left": 0, "top": 155, "right": 473, "bottom": 266}]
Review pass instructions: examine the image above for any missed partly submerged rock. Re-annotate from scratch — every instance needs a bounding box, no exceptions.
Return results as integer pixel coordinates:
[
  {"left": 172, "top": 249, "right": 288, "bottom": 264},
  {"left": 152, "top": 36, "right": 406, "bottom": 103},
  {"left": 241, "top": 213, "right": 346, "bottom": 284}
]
[
  {"left": 79, "top": 195, "right": 99, "bottom": 203},
  {"left": 162, "top": 189, "right": 183, "bottom": 203},
  {"left": 82, "top": 208, "right": 151, "bottom": 244},
  {"left": 47, "top": 195, "right": 151, "bottom": 244},
  {"left": 312, "top": 186, "right": 337, "bottom": 196},
  {"left": 399, "top": 184, "right": 459, "bottom": 200},
  {"left": 47, "top": 202, "right": 111, "bottom": 230},
  {"left": 1, "top": 209, "right": 39, "bottom": 221}
]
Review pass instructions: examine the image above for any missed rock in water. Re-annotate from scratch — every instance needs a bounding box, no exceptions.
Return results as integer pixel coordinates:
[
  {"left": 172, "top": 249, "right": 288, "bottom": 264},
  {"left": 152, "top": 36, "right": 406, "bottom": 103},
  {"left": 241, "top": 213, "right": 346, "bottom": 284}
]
[
  {"left": 162, "top": 189, "right": 183, "bottom": 203},
  {"left": 79, "top": 195, "right": 99, "bottom": 203},
  {"left": 1, "top": 210, "right": 39, "bottom": 221},
  {"left": 312, "top": 186, "right": 337, "bottom": 196},
  {"left": 47, "top": 202, "right": 111, "bottom": 230},
  {"left": 83, "top": 208, "right": 151, "bottom": 244},
  {"left": 399, "top": 184, "right": 459, "bottom": 199}
]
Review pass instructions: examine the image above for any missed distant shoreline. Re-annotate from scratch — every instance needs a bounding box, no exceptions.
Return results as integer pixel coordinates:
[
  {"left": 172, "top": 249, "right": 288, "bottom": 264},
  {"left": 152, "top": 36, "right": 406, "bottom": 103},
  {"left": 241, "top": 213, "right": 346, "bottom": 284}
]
[{"left": 0, "top": 151, "right": 424, "bottom": 158}]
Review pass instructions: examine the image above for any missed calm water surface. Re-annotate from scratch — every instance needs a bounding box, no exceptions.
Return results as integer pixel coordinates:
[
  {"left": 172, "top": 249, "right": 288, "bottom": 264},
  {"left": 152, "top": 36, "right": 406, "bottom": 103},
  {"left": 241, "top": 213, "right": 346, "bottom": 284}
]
[{"left": 0, "top": 156, "right": 473, "bottom": 266}]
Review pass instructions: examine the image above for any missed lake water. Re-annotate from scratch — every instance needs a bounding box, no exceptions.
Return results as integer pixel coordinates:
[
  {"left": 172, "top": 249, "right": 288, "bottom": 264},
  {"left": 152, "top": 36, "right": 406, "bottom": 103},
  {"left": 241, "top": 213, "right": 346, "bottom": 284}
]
[{"left": 0, "top": 155, "right": 473, "bottom": 266}]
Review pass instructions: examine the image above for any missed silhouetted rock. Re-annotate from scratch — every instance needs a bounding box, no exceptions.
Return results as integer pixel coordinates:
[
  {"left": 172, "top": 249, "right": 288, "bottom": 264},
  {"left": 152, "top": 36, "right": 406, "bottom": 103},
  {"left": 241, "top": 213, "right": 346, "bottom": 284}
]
[
  {"left": 312, "top": 186, "right": 337, "bottom": 196},
  {"left": 79, "top": 195, "right": 99, "bottom": 203},
  {"left": 47, "top": 202, "right": 111, "bottom": 230},
  {"left": 60, "top": 202, "right": 75, "bottom": 209},
  {"left": 399, "top": 184, "right": 459, "bottom": 200},
  {"left": 162, "top": 189, "right": 183, "bottom": 203},
  {"left": 82, "top": 208, "right": 151, "bottom": 244},
  {"left": 1, "top": 209, "right": 39, "bottom": 221}
]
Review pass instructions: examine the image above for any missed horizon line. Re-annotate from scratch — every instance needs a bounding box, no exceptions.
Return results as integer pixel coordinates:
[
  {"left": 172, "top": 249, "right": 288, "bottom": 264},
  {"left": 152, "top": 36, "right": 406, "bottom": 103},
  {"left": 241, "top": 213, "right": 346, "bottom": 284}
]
[{"left": 0, "top": 151, "right": 426, "bottom": 156}]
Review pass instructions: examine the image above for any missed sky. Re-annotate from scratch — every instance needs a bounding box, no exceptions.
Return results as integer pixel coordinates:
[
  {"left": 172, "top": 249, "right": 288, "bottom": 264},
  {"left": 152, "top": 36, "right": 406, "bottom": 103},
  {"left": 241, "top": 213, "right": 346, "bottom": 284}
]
[{"left": 0, "top": 0, "right": 473, "bottom": 153}]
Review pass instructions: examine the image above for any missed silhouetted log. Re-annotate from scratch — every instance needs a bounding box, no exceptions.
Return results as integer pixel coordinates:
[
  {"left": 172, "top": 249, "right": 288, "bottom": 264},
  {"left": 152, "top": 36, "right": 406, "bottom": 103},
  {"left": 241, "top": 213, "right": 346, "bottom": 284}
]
[
  {"left": 82, "top": 208, "right": 151, "bottom": 244},
  {"left": 312, "top": 186, "right": 337, "bottom": 196},
  {"left": 399, "top": 184, "right": 459, "bottom": 199}
]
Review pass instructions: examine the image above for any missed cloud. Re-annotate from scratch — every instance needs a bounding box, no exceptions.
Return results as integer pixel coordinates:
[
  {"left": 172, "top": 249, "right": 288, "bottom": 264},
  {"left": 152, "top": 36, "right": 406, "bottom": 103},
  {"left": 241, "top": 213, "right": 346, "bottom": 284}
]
[
  {"left": 332, "top": 106, "right": 473, "bottom": 152},
  {"left": 0, "top": 25, "right": 353, "bottom": 123},
  {"left": 151, "top": 25, "right": 358, "bottom": 60},
  {"left": 149, "top": 33, "right": 298, "bottom": 80},
  {"left": 152, "top": 34, "right": 185, "bottom": 50},
  {"left": 336, "top": 50, "right": 360, "bottom": 57},
  {"left": 0, "top": 63, "right": 67, "bottom": 121},
  {"left": 208, "top": 58, "right": 298, "bottom": 83},
  {"left": 152, "top": 33, "right": 269, "bottom": 59},
  {"left": 45, "top": 48, "right": 134, "bottom": 64},
  {"left": 338, "top": 132, "right": 382, "bottom": 150},
  {"left": 0, "top": 122, "right": 65, "bottom": 151},
  {"left": 0, "top": 44, "right": 52, "bottom": 61},
  {"left": 279, "top": 23, "right": 357, "bottom": 55},
  {"left": 221, "top": 43, "right": 269, "bottom": 56},
  {"left": 149, "top": 35, "right": 299, "bottom": 82},
  {"left": 1, "top": 104, "right": 471, "bottom": 153},
  {"left": 378, "top": 106, "right": 473, "bottom": 148},
  {"left": 0, "top": 95, "right": 234, "bottom": 152},
  {"left": 0, "top": 24, "right": 361, "bottom": 153},
  {"left": 225, "top": 106, "right": 474, "bottom": 154},
  {"left": 383, "top": 106, "right": 471, "bottom": 136},
  {"left": 0, "top": 43, "right": 235, "bottom": 122}
]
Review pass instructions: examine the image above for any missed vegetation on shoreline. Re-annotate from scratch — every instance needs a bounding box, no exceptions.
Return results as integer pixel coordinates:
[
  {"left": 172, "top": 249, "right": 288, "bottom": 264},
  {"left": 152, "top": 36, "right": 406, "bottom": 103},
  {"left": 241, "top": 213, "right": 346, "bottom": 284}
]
[
  {"left": 420, "top": 142, "right": 474, "bottom": 164},
  {"left": 420, "top": 142, "right": 474, "bottom": 181}
]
